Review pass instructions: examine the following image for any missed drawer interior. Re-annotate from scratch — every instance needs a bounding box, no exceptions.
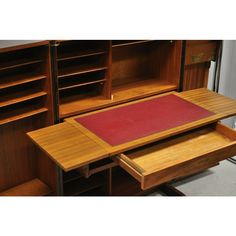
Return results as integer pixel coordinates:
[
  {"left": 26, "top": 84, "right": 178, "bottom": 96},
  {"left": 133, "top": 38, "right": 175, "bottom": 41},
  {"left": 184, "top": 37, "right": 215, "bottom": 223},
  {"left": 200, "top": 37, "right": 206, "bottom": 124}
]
[{"left": 117, "top": 123, "right": 236, "bottom": 190}]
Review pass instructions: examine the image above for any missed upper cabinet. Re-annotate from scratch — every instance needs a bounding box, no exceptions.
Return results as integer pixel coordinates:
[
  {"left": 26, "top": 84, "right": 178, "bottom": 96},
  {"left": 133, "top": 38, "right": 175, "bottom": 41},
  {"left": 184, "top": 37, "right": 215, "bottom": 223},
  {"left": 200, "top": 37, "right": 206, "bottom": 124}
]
[{"left": 52, "top": 40, "right": 182, "bottom": 119}]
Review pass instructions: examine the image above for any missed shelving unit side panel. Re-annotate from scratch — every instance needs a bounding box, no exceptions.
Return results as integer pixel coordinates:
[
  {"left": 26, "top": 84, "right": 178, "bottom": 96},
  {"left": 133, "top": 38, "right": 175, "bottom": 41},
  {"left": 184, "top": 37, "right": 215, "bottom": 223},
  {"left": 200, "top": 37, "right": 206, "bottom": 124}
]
[
  {"left": 41, "top": 44, "right": 55, "bottom": 125},
  {"left": 158, "top": 40, "right": 182, "bottom": 88},
  {"left": 0, "top": 118, "right": 39, "bottom": 192},
  {"left": 35, "top": 44, "right": 58, "bottom": 194}
]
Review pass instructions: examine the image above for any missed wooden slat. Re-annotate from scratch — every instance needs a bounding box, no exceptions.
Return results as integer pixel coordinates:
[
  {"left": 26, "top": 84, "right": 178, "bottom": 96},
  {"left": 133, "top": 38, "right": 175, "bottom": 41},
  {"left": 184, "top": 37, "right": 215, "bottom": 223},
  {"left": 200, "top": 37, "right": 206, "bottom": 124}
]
[
  {"left": 58, "top": 51, "right": 106, "bottom": 61},
  {"left": 0, "top": 107, "right": 48, "bottom": 125},
  {"left": 0, "top": 41, "right": 49, "bottom": 53},
  {"left": 0, "top": 59, "right": 42, "bottom": 72},
  {"left": 59, "top": 79, "right": 106, "bottom": 91},
  {"left": 0, "top": 178, "right": 51, "bottom": 196},
  {"left": 0, "top": 75, "right": 46, "bottom": 89},
  {"left": 0, "top": 91, "right": 47, "bottom": 108},
  {"left": 58, "top": 66, "right": 107, "bottom": 79},
  {"left": 112, "top": 40, "right": 152, "bottom": 48}
]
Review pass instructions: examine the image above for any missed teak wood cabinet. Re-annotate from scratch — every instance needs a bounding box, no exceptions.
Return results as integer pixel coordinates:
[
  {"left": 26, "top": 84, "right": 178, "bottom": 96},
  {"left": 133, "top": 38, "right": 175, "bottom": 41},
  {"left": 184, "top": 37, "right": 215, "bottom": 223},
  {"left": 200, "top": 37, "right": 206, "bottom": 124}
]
[
  {"left": 52, "top": 40, "right": 182, "bottom": 119},
  {"left": 0, "top": 41, "right": 57, "bottom": 195},
  {"left": 0, "top": 40, "right": 229, "bottom": 196}
]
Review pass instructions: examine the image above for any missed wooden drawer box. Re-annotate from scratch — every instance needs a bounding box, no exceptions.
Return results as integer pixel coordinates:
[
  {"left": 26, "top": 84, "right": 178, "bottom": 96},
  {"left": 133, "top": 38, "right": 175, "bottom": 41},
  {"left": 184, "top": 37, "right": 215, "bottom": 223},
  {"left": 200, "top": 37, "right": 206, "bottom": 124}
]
[
  {"left": 185, "top": 41, "right": 217, "bottom": 65},
  {"left": 115, "top": 123, "right": 236, "bottom": 190}
]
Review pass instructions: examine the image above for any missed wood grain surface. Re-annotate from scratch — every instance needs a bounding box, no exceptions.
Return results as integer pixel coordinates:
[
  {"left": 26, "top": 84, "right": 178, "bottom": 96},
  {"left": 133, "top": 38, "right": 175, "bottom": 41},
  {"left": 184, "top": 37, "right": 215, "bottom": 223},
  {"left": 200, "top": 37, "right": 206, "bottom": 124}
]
[{"left": 28, "top": 89, "right": 236, "bottom": 172}]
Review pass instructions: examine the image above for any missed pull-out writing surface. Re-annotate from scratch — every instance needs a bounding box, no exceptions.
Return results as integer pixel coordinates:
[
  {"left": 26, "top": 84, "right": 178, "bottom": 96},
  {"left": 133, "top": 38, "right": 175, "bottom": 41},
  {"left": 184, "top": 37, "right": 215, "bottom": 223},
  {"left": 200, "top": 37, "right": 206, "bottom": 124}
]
[
  {"left": 67, "top": 88, "right": 236, "bottom": 155},
  {"left": 74, "top": 94, "right": 215, "bottom": 146},
  {"left": 28, "top": 88, "right": 236, "bottom": 172}
]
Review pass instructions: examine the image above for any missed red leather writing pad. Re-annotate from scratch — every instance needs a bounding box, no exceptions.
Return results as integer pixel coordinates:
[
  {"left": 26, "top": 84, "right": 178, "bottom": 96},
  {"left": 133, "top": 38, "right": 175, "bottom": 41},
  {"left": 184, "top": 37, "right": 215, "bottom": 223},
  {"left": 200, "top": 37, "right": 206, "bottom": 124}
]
[{"left": 75, "top": 94, "right": 215, "bottom": 146}]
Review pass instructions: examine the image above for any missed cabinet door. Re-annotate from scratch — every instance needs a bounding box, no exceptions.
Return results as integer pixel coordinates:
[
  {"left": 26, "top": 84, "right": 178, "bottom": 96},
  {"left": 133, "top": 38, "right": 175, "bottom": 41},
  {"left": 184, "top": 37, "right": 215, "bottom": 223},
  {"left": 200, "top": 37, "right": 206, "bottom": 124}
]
[{"left": 183, "top": 40, "right": 219, "bottom": 91}]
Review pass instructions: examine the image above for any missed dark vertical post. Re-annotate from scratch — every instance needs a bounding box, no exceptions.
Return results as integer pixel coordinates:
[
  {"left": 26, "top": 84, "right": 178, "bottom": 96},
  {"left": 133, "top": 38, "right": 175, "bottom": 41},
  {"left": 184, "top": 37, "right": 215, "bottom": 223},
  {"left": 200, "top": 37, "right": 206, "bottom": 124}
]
[
  {"left": 178, "top": 40, "right": 186, "bottom": 92},
  {"left": 49, "top": 40, "right": 60, "bottom": 124}
]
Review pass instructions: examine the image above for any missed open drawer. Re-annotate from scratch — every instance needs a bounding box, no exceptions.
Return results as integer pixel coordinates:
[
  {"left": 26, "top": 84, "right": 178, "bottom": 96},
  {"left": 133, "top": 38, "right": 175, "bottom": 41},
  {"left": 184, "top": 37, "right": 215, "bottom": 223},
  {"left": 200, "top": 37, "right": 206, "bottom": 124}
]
[{"left": 114, "top": 123, "right": 236, "bottom": 190}]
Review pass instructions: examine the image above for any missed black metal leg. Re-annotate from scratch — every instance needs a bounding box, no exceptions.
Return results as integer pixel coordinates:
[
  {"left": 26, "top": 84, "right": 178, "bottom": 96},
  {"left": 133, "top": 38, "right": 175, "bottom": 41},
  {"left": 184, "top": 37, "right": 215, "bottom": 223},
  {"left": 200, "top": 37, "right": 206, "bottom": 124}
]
[
  {"left": 158, "top": 184, "right": 185, "bottom": 196},
  {"left": 56, "top": 166, "right": 64, "bottom": 196}
]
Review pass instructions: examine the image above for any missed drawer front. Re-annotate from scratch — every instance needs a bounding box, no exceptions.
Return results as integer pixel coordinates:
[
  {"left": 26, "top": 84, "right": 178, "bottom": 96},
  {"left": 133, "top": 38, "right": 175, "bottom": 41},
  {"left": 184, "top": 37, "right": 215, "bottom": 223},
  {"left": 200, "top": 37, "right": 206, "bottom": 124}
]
[
  {"left": 114, "top": 123, "right": 236, "bottom": 190},
  {"left": 185, "top": 41, "right": 217, "bottom": 65}
]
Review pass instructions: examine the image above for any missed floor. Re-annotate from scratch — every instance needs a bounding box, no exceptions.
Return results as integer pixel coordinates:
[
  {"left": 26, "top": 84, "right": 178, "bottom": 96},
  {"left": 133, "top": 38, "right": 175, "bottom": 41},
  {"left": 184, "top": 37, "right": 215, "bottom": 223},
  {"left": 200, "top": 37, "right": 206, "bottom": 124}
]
[{"left": 150, "top": 160, "right": 236, "bottom": 196}]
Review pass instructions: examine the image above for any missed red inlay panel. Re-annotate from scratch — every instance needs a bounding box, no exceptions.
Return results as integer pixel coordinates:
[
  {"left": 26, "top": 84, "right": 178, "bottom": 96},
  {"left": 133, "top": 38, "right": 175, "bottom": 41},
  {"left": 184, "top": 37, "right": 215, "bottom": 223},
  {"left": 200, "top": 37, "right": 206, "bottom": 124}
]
[{"left": 75, "top": 94, "right": 215, "bottom": 146}]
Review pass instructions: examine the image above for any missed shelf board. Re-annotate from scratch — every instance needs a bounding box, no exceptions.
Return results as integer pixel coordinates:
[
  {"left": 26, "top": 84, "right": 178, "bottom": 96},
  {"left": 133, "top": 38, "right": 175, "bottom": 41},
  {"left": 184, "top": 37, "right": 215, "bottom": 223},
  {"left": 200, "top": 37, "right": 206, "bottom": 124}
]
[
  {"left": 79, "top": 187, "right": 106, "bottom": 196},
  {"left": 0, "top": 91, "right": 47, "bottom": 108},
  {"left": 64, "top": 174, "right": 104, "bottom": 196},
  {"left": 0, "top": 74, "right": 46, "bottom": 89},
  {"left": 0, "top": 41, "right": 49, "bottom": 53},
  {"left": 58, "top": 50, "right": 106, "bottom": 61},
  {"left": 60, "top": 95, "right": 108, "bottom": 118},
  {"left": 58, "top": 65, "right": 107, "bottom": 79},
  {"left": 0, "top": 178, "right": 51, "bottom": 196},
  {"left": 112, "top": 40, "right": 152, "bottom": 48},
  {"left": 59, "top": 78, "right": 177, "bottom": 118},
  {"left": 112, "top": 78, "right": 177, "bottom": 102},
  {"left": 0, "top": 59, "right": 42, "bottom": 72},
  {"left": 0, "top": 107, "right": 48, "bottom": 125},
  {"left": 59, "top": 79, "right": 106, "bottom": 91},
  {"left": 63, "top": 171, "right": 83, "bottom": 184}
]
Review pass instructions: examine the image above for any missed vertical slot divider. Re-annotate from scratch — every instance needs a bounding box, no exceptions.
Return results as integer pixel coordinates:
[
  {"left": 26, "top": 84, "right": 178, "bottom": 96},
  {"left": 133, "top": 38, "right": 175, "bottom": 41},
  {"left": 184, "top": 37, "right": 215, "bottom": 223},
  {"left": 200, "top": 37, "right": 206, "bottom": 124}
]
[
  {"left": 41, "top": 43, "right": 55, "bottom": 125},
  {"left": 50, "top": 40, "right": 60, "bottom": 123},
  {"left": 103, "top": 40, "right": 112, "bottom": 99}
]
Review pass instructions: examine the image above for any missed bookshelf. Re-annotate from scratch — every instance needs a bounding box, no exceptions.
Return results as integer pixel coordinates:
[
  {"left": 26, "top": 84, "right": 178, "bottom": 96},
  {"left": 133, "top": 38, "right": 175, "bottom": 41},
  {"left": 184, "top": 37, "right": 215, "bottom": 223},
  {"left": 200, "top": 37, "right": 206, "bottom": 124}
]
[
  {"left": 0, "top": 41, "right": 57, "bottom": 195},
  {"left": 54, "top": 40, "right": 111, "bottom": 119}
]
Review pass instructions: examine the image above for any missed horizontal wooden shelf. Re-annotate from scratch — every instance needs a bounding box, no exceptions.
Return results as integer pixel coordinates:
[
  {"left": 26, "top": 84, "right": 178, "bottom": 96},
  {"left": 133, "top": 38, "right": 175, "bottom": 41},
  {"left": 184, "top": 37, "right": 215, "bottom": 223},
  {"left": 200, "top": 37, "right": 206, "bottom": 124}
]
[
  {"left": 0, "top": 107, "right": 48, "bottom": 125},
  {"left": 112, "top": 79, "right": 177, "bottom": 101},
  {"left": 0, "top": 74, "right": 46, "bottom": 89},
  {"left": 63, "top": 170, "right": 83, "bottom": 184},
  {"left": 0, "top": 178, "right": 51, "bottom": 196},
  {"left": 59, "top": 78, "right": 177, "bottom": 118},
  {"left": 0, "top": 91, "right": 47, "bottom": 108},
  {"left": 0, "top": 40, "right": 49, "bottom": 53},
  {"left": 64, "top": 174, "right": 104, "bottom": 196},
  {"left": 60, "top": 95, "right": 107, "bottom": 118},
  {"left": 58, "top": 50, "right": 106, "bottom": 61},
  {"left": 79, "top": 187, "right": 106, "bottom": 196},
  {"left": 58, "top": 65, "right": 107, "bottom": 79},
  {"left": 112, "top": 40, "right": 152, "bottom": 48},
  {"left": 0, "top": 59, "right": 42, "bottom": 72},
  {"left": 59, "top": 79, "right": 106, "bottom": 91}
]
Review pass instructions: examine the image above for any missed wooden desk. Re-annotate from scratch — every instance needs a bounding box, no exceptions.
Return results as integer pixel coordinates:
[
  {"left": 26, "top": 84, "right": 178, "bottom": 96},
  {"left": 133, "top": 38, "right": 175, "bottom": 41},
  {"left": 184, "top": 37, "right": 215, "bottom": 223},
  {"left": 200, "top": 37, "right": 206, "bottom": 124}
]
[
  {"left": 27, "top": 88, "right": 236, "bottom": 191},
  {"left": 0, "top": 40, "right": 221, "bottom": 196}
]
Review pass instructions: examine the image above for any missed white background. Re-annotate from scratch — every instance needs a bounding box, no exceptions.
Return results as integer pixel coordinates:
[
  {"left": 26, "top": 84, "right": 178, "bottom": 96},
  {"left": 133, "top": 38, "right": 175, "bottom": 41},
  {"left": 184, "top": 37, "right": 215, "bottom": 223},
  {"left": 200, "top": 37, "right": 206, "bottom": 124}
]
[{"left": 0, "top": 1, "right": 236, "bottom": 236}]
